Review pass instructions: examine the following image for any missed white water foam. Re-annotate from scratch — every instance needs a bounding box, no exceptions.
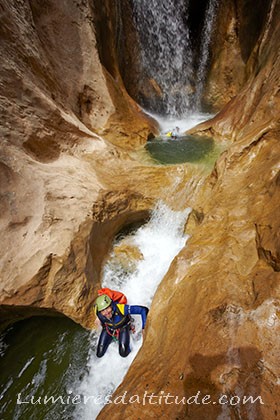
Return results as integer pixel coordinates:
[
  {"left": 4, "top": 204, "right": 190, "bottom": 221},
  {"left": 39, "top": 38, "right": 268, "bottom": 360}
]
[
  {"left": 145, "top": 110, "right": 214, "bottom": 136},
  {"left": 74, "top": 201, "right": 191, "bottom": 419}
]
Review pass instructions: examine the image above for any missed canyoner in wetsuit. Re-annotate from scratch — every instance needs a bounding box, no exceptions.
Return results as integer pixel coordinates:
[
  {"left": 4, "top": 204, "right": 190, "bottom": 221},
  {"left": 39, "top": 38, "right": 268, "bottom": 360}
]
[{"left": 94, "top": 295, "right": 149, "bottom": 358}]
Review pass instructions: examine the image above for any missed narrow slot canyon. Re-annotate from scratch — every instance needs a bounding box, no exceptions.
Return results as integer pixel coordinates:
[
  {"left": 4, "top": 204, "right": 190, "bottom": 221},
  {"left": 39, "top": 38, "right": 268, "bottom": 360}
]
[{"left": 0, "top": 0, "right": 279, "bottom": 419}]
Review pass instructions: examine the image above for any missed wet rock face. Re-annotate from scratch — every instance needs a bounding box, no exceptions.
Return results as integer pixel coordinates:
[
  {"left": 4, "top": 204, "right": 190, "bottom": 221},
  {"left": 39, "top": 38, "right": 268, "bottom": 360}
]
[
  {"left": 201, "top": 0, "right": 245, "bottom": 111},
  {"left": 99, "top": 1, "right": 280, "bottom": 419},
  {"left": 202, "top": 0, "right": 272, "bottom": 111},
  {"left": 190, "top": 0, "right": 280, "bottom": 144},
  {"left": 236, "top": 0, "right": 271, "bottom": 63}
]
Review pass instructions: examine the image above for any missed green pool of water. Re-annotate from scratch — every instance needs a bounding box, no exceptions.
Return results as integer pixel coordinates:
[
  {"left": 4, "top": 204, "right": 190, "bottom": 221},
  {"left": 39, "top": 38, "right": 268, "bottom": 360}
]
[
  {"left": 0, "top": 316, "right": 90, "bottom": 420},
  {"left": 145, "top": 135, "right": 215, "bottom": 165}
]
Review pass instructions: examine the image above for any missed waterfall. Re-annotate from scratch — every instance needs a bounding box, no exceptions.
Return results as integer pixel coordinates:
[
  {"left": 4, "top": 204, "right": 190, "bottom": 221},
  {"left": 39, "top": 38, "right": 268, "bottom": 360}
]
[
  {"left": 129, "top": 0, "right": 220, "bottom": 116},
  {"left": 74, "top": 201, "right": 191, "bottom": 419},
  {"left": 131, "top": 0, "right": 193, "bottom": 117},
  {"left": 193, "top": 0, "right": 219, "bottom": 110}
]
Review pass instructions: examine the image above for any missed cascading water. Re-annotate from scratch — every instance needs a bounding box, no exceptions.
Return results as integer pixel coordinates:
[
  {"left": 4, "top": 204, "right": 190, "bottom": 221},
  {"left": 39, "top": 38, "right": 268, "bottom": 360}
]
[
  {"left": 74, "top": 201, "right": 191, "bottom": 419},
  {"left": 0, "top": 4, "right": 224, "bottom": 418},
  {"left": 0, "top": 202, "right": 191, "bottom": 420},
  {"left": 131, "top": 0, "right": 193, "bottom": 117},
  {"left": 129, "top": 0, "right": 220, "bottom": 117},
  {"left": 193, "top": 0, "right": 219, "bottom": 109}
]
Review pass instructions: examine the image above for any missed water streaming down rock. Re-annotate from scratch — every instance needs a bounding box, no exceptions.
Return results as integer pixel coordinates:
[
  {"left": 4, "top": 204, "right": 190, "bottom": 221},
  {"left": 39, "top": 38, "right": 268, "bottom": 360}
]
[
  {"left": 193, "top": 0, "right": 219, "bottom": 109},
  {"left": 131, "top": 0, "right": 193, "bottom": 117},
  {"left": 74, "top": 202, "right": 191, "bottom": 419}
]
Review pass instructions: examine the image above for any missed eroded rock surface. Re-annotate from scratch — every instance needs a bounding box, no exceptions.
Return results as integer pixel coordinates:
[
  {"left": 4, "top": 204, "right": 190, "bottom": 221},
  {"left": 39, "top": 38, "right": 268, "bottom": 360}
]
[
  {"left": 0, "top": 0, "right": 159, "bottom": 329},
  {"left": 99, "top": 1, "right": 280, "bottom": 419},
  {"left": 1, "top": 0, "right": 280, "bottom": 418},
  {"left": 202, "top": 0, "right": 272, "bottom": 111}
]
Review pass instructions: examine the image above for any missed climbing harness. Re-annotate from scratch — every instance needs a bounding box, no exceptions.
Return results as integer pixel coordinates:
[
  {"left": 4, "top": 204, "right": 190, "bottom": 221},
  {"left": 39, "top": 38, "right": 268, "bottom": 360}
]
[
  {"left": 105, "top": 318, "right": 136, "bottom": 342},
  {"left": 105, "top": 324, "right": 120, "bottom": 342}
]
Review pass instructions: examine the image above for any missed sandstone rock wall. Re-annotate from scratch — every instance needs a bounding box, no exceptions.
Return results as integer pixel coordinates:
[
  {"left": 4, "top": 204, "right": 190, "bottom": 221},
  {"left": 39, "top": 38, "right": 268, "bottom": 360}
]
[
  {"left": 0, "top": 0, "right": 158, "bottom": 330},
  {"left": 1, "top": 0, "right": 280, "bottom": 417},
  {"left": 203, "top": 0, "right": 272, "bottom": 110},
  {"left": 99, "top": 1, "right": 280, "bottom": 418},
  {"left": 191, "top": 0, "right": 279, "bottom": 143}
]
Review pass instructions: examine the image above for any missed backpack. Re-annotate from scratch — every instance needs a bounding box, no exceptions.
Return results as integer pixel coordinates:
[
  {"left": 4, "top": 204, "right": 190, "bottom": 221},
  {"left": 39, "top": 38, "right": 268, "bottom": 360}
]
[{"left": 97, "top": 287, "right": 127, "bottom": 304}]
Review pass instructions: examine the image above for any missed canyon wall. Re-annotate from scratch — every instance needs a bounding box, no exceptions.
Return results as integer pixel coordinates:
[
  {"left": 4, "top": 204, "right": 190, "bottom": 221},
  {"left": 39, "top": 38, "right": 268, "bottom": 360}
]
[
  {"left": 99, "top": 0, "right": 280, "bottom": 419},
  {"left": 1, "top": 0, "right": 279, "bottom": 418},
  {"left": 0, "top": 0, "right": 161, "bottom": 330},
  {"left": 203, "top": 0, "right": 272, "bottom": 110},
  {"left": 115, "top": 0, "right": 273, "bottom": 114}
]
